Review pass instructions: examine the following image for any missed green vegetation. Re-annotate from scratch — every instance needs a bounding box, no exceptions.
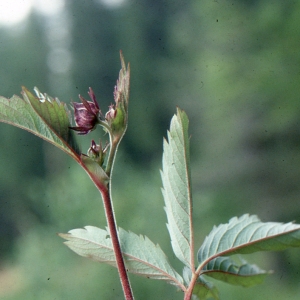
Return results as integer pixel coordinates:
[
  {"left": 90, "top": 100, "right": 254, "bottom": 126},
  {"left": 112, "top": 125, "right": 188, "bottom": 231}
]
[{"left": 1, "top": 1, "right": 300, "bottom": 299}]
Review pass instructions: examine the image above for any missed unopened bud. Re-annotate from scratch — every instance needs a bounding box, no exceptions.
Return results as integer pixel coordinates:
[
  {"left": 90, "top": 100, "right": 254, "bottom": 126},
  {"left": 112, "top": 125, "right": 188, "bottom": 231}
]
[{"left": 87, "top": 140, "right": 109, "bottom": 166}]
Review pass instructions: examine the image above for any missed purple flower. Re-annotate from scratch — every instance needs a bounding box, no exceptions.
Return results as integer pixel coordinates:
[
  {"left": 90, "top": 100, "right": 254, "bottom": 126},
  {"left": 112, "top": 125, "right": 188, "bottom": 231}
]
[{"left": 70, "top": 88, "right": 101, "bottom": 135}]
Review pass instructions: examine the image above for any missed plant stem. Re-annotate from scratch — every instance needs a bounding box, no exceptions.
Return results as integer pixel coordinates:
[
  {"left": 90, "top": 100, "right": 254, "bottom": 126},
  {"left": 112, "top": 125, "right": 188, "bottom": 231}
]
[
  {"left": 184, "top": 272, "right": 198, "bottom": 300},
  {"left": 105, "top": 137, "right": 118, "bottom": 177},
  {"left": 98, "top": 116, "right": 124, "bottom": 178},
  {"left": 83, "top": 146, "right": 133, "bottom": 299},
  {"left": 93, "top": 92, "right": 130, "bottom": 298},
  {"left": 100, "top": 185, "right": 134, "bottom": 300}
]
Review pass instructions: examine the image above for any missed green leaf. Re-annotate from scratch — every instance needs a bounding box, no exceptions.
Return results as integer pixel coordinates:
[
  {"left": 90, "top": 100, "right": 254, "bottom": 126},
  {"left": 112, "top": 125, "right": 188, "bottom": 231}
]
[
  {"left": 0, "top": 87, "right": 81, "bottom": 160},
  {"left": 58, "top": 226, "right": 184, "bottom": 288},
  {"left": 161, "top": 107, "right": 193, "bottom": 267},
  {"left": 198, "top": 214, "right": 300, "bottom": 264},
  {"left": 202, "top": 256, "right": 270, "bottom": 287}
]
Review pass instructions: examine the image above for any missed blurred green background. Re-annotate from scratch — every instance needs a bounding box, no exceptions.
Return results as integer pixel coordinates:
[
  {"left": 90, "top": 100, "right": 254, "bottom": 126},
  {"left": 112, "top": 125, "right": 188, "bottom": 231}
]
[{"left": 1, "top": 0, "right": 300, "bottom": 299}]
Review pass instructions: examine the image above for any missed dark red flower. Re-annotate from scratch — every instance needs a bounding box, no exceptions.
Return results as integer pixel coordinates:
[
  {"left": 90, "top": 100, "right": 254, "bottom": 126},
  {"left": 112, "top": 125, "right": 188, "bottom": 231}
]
[{"left": 70, "top": 88, "right": 101, "bottom": 135}]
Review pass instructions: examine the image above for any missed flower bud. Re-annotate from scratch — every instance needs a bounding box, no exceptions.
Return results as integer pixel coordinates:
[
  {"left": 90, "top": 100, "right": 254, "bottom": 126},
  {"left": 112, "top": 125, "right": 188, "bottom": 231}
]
[
  {"left": 104, "top": 52, "right": 130, "bottom": 137},
  {"left": 105, "top": 104, "right": 117, "bottom": 122},
  {"left": 87, "top": 140, "right": 109, "bottom": 166},
  {"left": 70, "top": 88, "right": 101, "bottom": 135}
]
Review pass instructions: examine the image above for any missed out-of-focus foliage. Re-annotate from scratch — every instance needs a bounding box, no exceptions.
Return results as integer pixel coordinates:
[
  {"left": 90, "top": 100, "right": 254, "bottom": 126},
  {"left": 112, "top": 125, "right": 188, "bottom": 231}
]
[{"left": 1, "top": 0, "right": 300, "bottom": 299}]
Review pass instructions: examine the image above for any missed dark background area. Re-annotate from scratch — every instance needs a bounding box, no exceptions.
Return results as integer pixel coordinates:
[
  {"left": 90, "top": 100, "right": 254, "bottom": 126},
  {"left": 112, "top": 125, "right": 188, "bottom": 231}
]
[{"left": 1, "top": 0, "right": 300, "bottom": 299}]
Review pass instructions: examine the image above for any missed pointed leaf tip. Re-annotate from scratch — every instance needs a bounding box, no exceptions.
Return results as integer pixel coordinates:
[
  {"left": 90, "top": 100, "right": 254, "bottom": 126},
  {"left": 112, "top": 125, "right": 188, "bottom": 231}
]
[{"left": 161, "top": 108, "right": 193, "bottom": 267}]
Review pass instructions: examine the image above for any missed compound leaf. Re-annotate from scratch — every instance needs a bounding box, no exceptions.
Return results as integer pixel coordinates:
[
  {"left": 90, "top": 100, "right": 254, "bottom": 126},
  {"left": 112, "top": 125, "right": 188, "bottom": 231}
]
[
  {"left": 59, "top": 226, "right": 184, "bottom": 288},
  {"left": 161, "top": 107, "right": 193, "bottom": 267}
]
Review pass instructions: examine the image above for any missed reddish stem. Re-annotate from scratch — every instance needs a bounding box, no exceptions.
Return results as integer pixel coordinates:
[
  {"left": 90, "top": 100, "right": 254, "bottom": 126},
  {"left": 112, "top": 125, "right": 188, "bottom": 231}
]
[
  {"left": 184, "top": 264, "right": 207, "bottom": 300},
  {"left": 82, "top": 161, "right": 134, "bottom": 300},
  {"left": 100, "top": 186, "right": 134, "bottom": 300},
  {"left": 184, "top": 279, "right": 196, "bottom": 300}
]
